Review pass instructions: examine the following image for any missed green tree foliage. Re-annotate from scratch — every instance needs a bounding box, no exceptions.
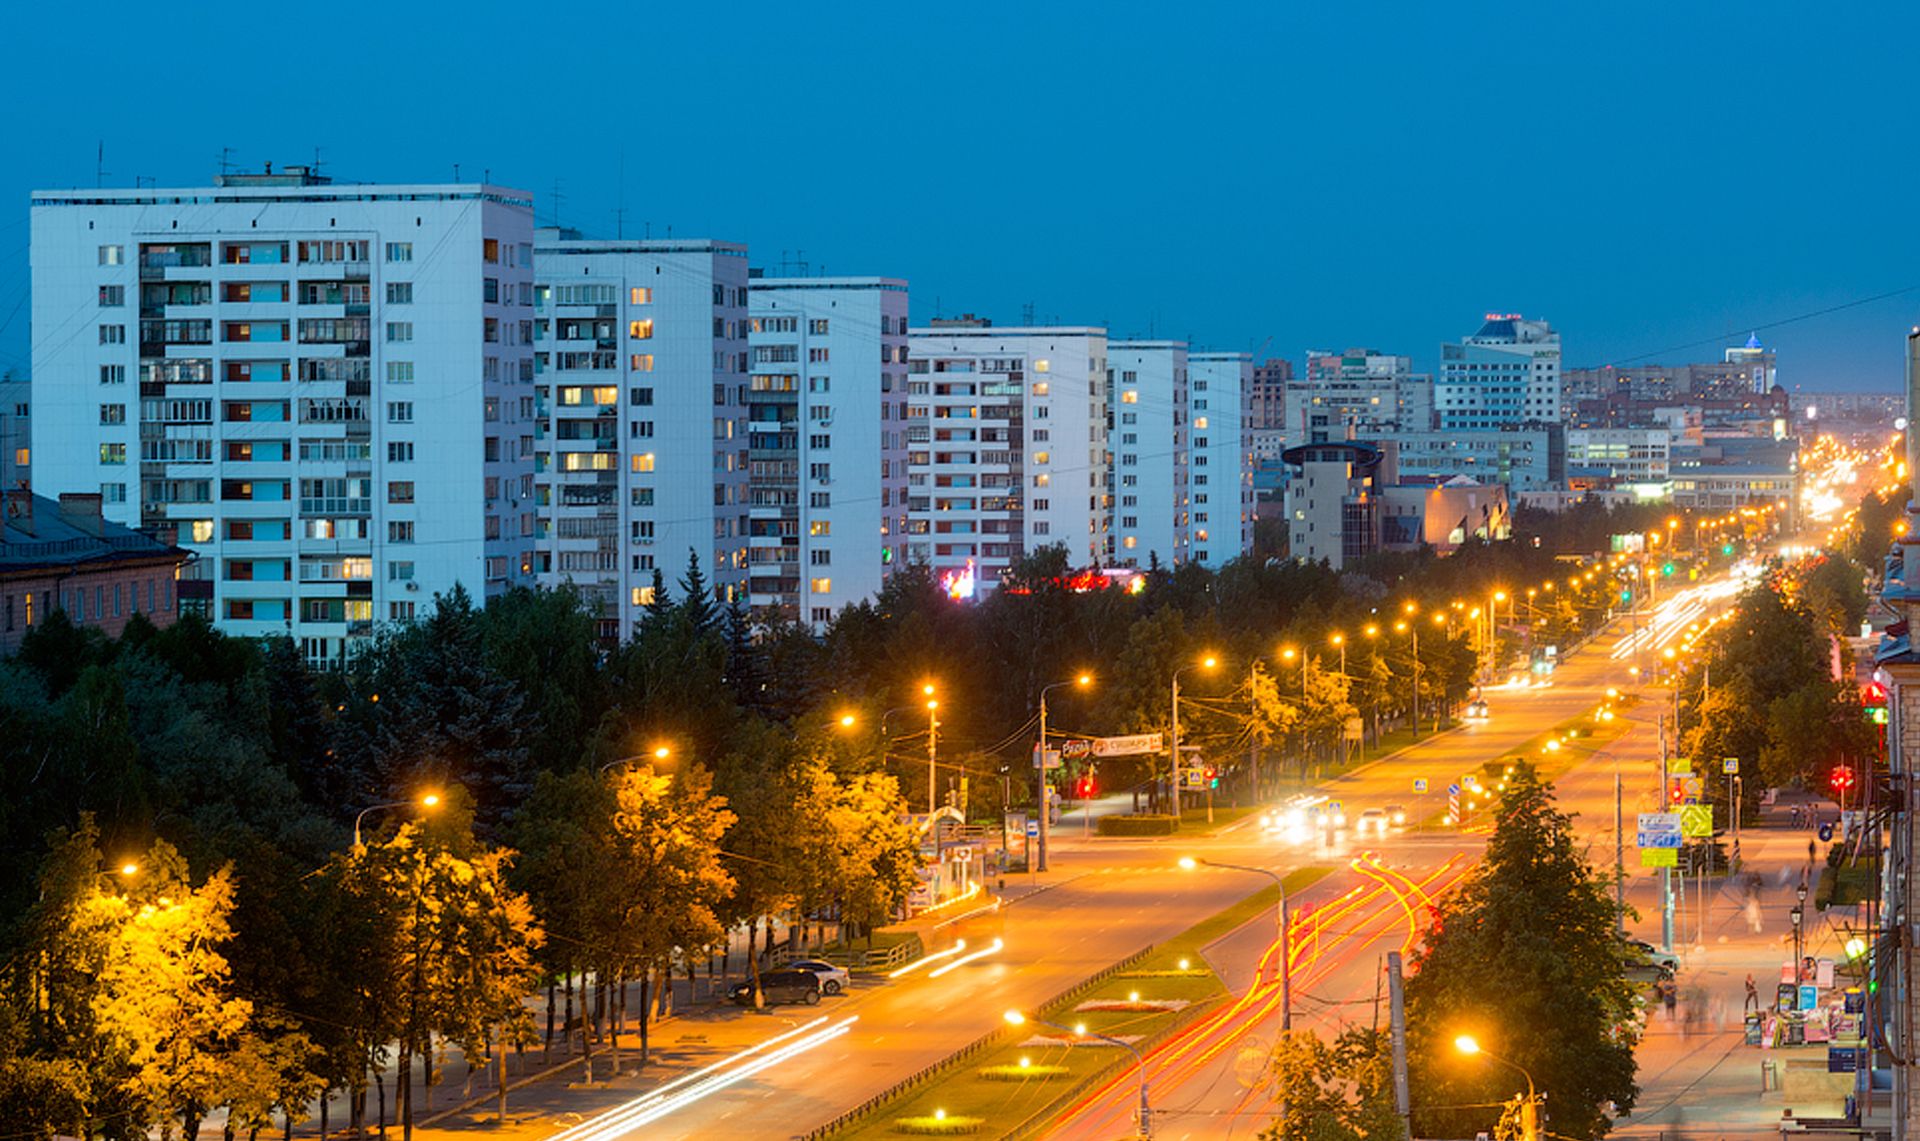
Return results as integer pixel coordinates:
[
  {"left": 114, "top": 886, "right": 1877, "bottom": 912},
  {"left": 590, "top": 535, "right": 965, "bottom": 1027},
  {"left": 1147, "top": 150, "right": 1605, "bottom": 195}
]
[
  {"left": 478, "top": 584, "right": 604, "bottom": 773},
  {"left": 1259, "top": 1028, "right": 1405, "bottom": 1141},
  {"left": 1405, "top": 761, "right": 1637, "bottom": 1140}
]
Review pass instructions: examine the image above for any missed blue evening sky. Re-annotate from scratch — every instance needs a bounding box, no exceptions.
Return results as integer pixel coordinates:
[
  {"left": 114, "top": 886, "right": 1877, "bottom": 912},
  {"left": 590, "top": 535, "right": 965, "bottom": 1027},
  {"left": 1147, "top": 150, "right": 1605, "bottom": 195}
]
[{"left": 2, "top": 0, "right": 1916, "bottom": 391}]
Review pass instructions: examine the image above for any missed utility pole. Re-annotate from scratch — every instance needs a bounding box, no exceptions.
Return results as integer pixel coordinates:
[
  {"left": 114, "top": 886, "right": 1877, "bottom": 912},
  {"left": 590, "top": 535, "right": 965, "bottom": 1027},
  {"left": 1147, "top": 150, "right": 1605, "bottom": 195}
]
[
  {"left": 1661, "top": 713, "right": 1674, "bottom": 954},
  {"left": 1387, "top": 952, "right": 1411, "bottom": 1137}
]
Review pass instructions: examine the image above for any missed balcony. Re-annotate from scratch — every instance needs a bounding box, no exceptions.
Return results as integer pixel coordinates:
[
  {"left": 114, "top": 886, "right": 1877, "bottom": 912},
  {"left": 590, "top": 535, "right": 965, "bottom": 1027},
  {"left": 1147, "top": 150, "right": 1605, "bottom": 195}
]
[{"left": 341, "top": 261, "right": 371, "bottom": 279}]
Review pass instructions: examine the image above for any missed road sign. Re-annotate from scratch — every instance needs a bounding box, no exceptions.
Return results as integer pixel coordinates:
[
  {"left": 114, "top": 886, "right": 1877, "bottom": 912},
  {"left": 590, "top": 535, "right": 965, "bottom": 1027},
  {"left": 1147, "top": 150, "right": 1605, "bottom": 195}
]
[
  {"left": 1026, "top": 820, "right": 1040, "bottom": 838},
  {"left": 1414, "top": 779, "right": 1429, "bottom": 794},
  {"left": 1090, "top": 733, "right": 1163, "bottom": 757},
  {"left": 1680, "top": 804, "right": 1713, "bottom": 837},
  {"left": 1670, "top": 757, "right": 1693, "bottom": 774},
  {"left": 1448, "top": 783, "right": 1461, "bottom": 825},
  {"left": 1329, "top": 800, "right": 1343, "bottom": 814},
  {"left": 1448, "top": 782, "right": 1461, "bottom": 796},
  {"left": 1641, "top": 848, "right": 1678, "bottom": 868},
  {"left": 1637, "top": 812, "right": 1683, "bottom": 849},
  {"left": 1723, "top": 757, "right": 1740, "bottom": 774},
  {"left": 1032, "top": 745, "right": 1062, "bottom": 769}
]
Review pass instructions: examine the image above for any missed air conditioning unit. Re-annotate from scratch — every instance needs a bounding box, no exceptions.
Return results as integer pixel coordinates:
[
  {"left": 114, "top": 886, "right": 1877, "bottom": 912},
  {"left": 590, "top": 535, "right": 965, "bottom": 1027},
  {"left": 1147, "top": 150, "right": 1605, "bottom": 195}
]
[{"left": 405, "top": 581, "right": 419, "bottom": 592}]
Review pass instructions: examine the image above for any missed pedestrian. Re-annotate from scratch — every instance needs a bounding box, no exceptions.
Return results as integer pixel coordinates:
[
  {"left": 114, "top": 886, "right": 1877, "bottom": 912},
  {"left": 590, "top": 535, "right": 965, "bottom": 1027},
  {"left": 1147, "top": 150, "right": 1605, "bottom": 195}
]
[
  {"left": 1658, "top": 975, "right": 1678, "bottom": 1019},
  {"left": 1745, "top": 974, "right": 1760, "bottom": 1015},
  {"left": 1792, "top": 804, "right": 1803, "bottom": 828},
  {"left": 1745, "top": 897, "right": 1762, "bottom": 934}
]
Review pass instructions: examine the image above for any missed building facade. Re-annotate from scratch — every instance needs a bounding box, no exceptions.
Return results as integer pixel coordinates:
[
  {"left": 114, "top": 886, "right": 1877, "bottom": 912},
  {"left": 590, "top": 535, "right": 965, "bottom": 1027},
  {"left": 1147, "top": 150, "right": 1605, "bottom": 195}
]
[
  {"left": 1390, "top": 426, "right": 1563, "bottom": 491},
  {"left": 1437, "top": 315, "right": 1562, "bottom": 430},
  {"left": 1, "top": 490, "right": 191, "bottom": 656},
  {"left": 532, "top": 234, "right": 750, "bottom": 640},
  {"left": 0, "top": 369, "right": 26, "bottom": 493},
  {"left": 1250, "top": 356, "right": 1292, "bottom": 430},
  {"left": 1281, "top": 441, "right": 1385, "bottom": 570},
  {"left": 1189, "top": 352, "right": 1253, "bottom": 566},
  {"left": 1294, "top": 349, "right": 1414, "bottom": 440},
  {"left": 747, "top": 275, "right": 909, "bottom": 627},
  {"left": 906, "top": 325, "right": 1108, "bottom": 593},
  {"left": 1108, "top": 341, "right": 1190, "bottom": 568},
  {"left": 31, "top": 169, "right": 536, "bottom": 666},
  {"left": 1565, "top": 426, "right": 1671, "bottom": 486}
]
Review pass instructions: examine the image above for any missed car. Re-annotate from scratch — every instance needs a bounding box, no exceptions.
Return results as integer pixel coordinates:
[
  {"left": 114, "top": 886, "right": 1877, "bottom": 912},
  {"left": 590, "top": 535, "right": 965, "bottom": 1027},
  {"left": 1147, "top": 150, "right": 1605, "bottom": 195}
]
[
  {"left": 1382, "top": 803, "right": 1408, "bottom": 827},
  {"left": 727, "top": 969, "right": 821, "bottom": 1007},
  {"left": 1355, "top": 807, "right": 1389, "bottom": 835},
  {"left": 1465, "top": 699, "right": 1490, "bottom": 721},
  {"left": 783, "top": 958, "right": 851, "bottom": 995},
  {"left": 1625, "top": 939, "right": 1680, "bottom": 974}
]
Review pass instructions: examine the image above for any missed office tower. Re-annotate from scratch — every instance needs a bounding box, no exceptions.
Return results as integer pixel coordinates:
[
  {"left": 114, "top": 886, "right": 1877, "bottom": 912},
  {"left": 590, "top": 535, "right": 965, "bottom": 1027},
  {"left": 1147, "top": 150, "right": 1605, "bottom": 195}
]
[
  {"left": 1437, "top": 315, "right": 1562, "bottom": 430},
  {"left": 30, "top": 166, "right": 536, "bottom": 665},
  {"left": 905, "top": 324, "right": 1108, "bottom": 594},
  {"left": 746, "top": 275, "right": 910, "bottom": 627},
  {"left": 1293, "top": 349, "right": 1416, "bottom": 440},
  {"left": 1188, "top": 352, "right": 1253, "bottom": 565},
  {"left": 1109, "top": 341, "right": 1190, "bottom": 568},
  {"left": 532, "top": 233, "right": 749, "bottom": 640},
  {"left": 1250, "top": 357, "right": 1292, "bottom": 429},
  {"left": 1724, "top": 334, "right": 1776, "bottom": 394}
]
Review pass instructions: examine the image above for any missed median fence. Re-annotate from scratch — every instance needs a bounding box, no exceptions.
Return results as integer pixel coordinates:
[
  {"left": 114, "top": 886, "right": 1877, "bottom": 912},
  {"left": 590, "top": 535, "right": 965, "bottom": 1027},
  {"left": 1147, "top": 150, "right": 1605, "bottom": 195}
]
[
  {"left": 997, "top": 993, "right": 1225, "bottom": 1141},
  {"left": 797, "top": 944, "right": 1157, "bottom": 1141}
]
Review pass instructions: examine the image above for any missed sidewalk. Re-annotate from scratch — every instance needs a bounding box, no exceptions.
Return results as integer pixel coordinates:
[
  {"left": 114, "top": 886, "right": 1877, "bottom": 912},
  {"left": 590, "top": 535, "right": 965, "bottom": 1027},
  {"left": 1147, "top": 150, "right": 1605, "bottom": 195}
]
[{"left": 1613, "top": 791, "right": 1865, "bottom": 1139}]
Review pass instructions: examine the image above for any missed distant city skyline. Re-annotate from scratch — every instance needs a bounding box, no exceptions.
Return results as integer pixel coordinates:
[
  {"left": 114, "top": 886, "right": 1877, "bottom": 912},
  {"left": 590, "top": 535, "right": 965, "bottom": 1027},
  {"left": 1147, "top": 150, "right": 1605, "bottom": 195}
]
[{"left": 2, "top": 0, "right": 1916, "bottom": 392}]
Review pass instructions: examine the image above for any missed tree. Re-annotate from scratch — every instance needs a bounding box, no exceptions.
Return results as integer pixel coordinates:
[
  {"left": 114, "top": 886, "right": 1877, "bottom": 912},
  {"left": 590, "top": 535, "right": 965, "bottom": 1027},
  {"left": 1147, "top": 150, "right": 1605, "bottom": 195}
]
[
  {"left": 1405, "top": 761, "right": 1637, "bottom": 1139},
  {"left": 1259, "top": 1028, "right": 1405, "bottom": 1141}
]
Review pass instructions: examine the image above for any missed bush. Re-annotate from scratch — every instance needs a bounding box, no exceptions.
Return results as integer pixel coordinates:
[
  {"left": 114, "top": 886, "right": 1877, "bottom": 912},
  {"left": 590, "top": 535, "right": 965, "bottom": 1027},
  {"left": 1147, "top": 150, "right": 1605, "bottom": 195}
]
[
  {"left": 893, "top": 1114, "right": 986, "bottom": 1134},
  {"left": 977, "top": 1063, "right": 1069, "bottom": 1081},
  {"left": 1098, "top": 814, "right": 1179, "bottom": 837}
]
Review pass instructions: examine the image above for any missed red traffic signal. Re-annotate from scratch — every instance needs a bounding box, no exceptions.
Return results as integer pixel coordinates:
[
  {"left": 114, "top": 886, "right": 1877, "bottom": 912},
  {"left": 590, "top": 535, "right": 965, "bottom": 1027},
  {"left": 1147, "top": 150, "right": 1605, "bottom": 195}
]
[
  {"left": 1668, "top": 778, "right": 1687, "bottom": 807},
  {"left": 1077, "top": 776, "right": 1095, "bottom": 798},
  {"left": 1831, "top": 766, "right": 1856, "bottom": 794}
]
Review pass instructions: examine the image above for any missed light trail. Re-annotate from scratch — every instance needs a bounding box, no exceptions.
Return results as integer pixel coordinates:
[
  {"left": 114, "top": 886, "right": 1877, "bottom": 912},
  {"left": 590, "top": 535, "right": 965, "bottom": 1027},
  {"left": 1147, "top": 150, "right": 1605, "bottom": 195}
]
[
  {"left": 543, "top": 1015, "right": 857, "bottom": 1141},
  {"left": 888, "top": 939, "right": 965, "bottom": 978},
  {"left": 926, "top": 937, "right": 1003, "bottom": 978}
]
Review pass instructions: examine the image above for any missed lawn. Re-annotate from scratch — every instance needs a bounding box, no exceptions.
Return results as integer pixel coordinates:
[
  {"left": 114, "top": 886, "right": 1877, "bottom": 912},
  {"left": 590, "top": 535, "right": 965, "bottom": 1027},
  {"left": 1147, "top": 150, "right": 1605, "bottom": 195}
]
[{"left": 825, "top": 867, "right": 1331, "bottom": 1141}]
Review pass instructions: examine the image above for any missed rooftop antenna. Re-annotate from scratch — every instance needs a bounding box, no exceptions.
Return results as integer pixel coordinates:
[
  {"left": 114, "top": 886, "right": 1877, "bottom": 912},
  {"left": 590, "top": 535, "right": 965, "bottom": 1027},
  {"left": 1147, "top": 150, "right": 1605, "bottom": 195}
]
[
  {"left": 96, "top": 141, "right": 109, "bottom": 189},
  {"left": 453, "top": 163, "right": 460, "bottom": 181},
  {"left": 312, "top": 146, "right": 327, "bottom": 179},
  {"left": 549, "top": 178, "right": 565, "bottom": 229},
  {"left": 483, "top": 168, "right": 490, "bottom": 184},
  {"left": 217, "top": 147, "right": 234, "bottom": 177},
  {"left": 615, "top": 147, "right": 627, "bottom": 239},
  {"left": 1022, "top": 301, "right": 1035, "bottom": 325}
]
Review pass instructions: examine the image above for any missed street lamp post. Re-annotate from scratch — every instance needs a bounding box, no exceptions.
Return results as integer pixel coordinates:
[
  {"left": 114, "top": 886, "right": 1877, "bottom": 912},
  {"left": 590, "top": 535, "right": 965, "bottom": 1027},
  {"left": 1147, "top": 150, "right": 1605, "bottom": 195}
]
[
  {"left": 353, "top": 794, "right": 439, "bottom": 848},
  {"left": 1006, "top": 1010, "right": 1151, "bottom": 1138},
  {"left": 1180, "top": 857, "right": 1288, "bottom": 1034},
  {"left": 1036, "top": 675, "right": 1091, "bottom": 874},
  {"left": 1169, "top": 658, "right": 1216, "bottom": 817},
  {"left": 1455, "top": 1035, "right": 1540, "bottom": 1141},
  {"left": 1794, "top": 877, "right": 1809, "bottom": 985},
  {"left": 923, "top": 684, "right": 939, "bottom": 815}
]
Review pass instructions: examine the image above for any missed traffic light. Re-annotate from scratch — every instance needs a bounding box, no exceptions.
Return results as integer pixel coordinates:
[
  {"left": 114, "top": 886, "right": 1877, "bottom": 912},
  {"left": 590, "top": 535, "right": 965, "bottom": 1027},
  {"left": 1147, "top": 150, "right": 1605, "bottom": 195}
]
[
  {"left": 1667, "top": 777, "right": 1687, "bottom": 807},
  {"left": 1077, "top": 775, "right": 1096, "bottom": 799},
  {"left": 1206, "top": 766, "right": 1219, "bottom": 790},
  {"left": 1830, "top": 766, "right": 1857, "bottom": 797},
  {"left": 1722, "top": 543, "right": 1735, "bottom": 555},
  {"left": 1662, "top": 562, "right": 1675, "bottom": 577}
]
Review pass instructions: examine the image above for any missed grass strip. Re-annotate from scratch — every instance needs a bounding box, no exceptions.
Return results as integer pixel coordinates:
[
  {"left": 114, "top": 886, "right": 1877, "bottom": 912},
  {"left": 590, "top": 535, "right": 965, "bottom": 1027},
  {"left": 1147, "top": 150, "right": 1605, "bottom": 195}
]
[{"left": 826, "top": 867, "right": 1330, "bottom": 1141}]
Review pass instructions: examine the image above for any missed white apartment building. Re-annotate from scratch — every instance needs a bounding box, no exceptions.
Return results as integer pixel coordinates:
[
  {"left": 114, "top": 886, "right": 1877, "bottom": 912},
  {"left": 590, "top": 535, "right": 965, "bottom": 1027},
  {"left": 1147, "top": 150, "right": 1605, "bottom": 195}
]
[
  {"left": 532, "top": 234, "right": 749, "bottom": 640},
  {"left": 1437, "top": 315, "right": 1562, "bottom": 430},
  {"left": 747, "top": 276, "right": 909, "bottom": 628},
  {"left": 1293, "top": 349, "right": 1413, "bottom": 440},
  {"left": 1566, "top": 426, "right": 1672, "bottom": 485},
  {"left": 1108, "top": 341, "right": 1190, "bottom": 568},
  {"left": 1187, "top": 352, "right": 1252, "bottom": 566},
  {"left": 905, "top": 324, "right": 1108, "bottom": 594},
  {"left": 30, "top": 168, "right": 536, "bottom": 665}
]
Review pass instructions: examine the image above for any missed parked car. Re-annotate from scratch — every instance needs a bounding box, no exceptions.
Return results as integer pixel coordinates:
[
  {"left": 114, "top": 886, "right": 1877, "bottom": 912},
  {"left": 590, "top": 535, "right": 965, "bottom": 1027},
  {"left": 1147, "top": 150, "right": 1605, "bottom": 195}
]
[
  {"left": 1625, "top": 939, "right": 1680, "bottom": 974},
  {"left": 784, "top": 958, "right": 851, "bottom": 995},
  {"left": 727, "top": 969, "right": 821, "bottom": 1007}
]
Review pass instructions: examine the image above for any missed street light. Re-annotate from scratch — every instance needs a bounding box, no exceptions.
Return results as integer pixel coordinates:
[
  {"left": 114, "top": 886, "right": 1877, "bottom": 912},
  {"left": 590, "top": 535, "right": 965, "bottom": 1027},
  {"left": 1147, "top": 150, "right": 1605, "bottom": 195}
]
[
  {"left": 1170, "top": 657, "right": 1217, "bottom": 817},
  {"left": 353, "top": 793, "right": 440, "bottom": 848},
  {"left": 1455, "top": 1035, "right": 1540, "bottom": 1141},
  {"left": 923, "top": 683, "right": 939, "bottom": 816},
  {"left": 1180, "top": 857, "right": 1288, "bottom": 1033},
  {"left": 1006, "top": 1010, "right": 1151, "bottom": 1138},
  {"left": 1036, "top": 674, "right": 1092, "bottom": 873},
  {"left": 1794, "top": 877, "right": 1809, "bottom": 983}
]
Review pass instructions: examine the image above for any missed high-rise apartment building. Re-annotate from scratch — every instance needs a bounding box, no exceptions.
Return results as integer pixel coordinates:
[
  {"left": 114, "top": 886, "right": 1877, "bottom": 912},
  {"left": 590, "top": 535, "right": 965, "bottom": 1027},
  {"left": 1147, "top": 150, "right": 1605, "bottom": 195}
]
[
  {"left": 531, "top": 233, "right": 749, "bottom": 640},
  {"left": 1108, "top": 341, "right": 1189, "bottom": 568},
  {"left": 1188, "top": 352, "right": 1253, "bottom": 565},
  {"left": 1250, "top": 357, "right": 1292, "bottom": 430},
  {"left": 746, "top": 276, "right": 909, "bottom": 627},
  {"left": 905, "top": 325, "right": 1108, "bottom": 594},
  {"left": 1437, "top": 315, "right": 1562, "bottom": 430},
  {"left": 1293, "top": 349, "right": 1415, "bottom": 440},
  {"left": 31, "top": 168, "right": 536, "bottom": 665},
  {"left": 1725, "top": 334, "right": 1776, "bottom": 394}
]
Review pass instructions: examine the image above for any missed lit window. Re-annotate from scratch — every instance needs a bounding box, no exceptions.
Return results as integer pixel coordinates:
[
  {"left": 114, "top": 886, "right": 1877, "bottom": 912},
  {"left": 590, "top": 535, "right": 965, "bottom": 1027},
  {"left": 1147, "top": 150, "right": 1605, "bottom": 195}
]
[
  {"left": 630, "top": 354, "right": 654, "bottom": 371},
  {"left": 629, "top": 320, "right": 654, "bottom": 339},
  {"left": 191, "top": 520, "right": 215, "bottom": 543},
  {"left": 810, "top": 521, "right": 831, "bottom": 536},
  {"left": 1194, "top": 417, "right": 1208, "bottom": 429},
  {"left": 1034, "top": 360, "right": 1049, "bottom": 372},
  {"left": 632, "top": 453, "right": 655, "bottom": 472},
  {"left": 1031, "top": 382, "right": 1049, "bottom": 396},
  {"left": 631, "top": 288, "right": 652, "bottom": 305},
  {"left": 632, "top": 586, "right": 656, "bottom": 606},
  {"left": 810, "top": 578, "right": 832, "bottom": 594},
  {"left": 1032, "top": 452, "right": 1050, "bottom": 465},
  {"left": 1124, "top": 537, "right": 1137, "bottom": 549},
  {"left": 1122, "top": 392, "right": 1138, "bottom": 404}
]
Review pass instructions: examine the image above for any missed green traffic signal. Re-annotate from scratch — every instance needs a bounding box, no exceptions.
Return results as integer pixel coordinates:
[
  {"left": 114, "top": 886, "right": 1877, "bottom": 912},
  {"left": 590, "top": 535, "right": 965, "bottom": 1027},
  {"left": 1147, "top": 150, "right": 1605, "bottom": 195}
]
[
  {"left": 1722, "top": 544, "right": 1734, "bottom": 555},
  {"left": 1662, "top": 562, "right": 1674, "bottom": 576}
]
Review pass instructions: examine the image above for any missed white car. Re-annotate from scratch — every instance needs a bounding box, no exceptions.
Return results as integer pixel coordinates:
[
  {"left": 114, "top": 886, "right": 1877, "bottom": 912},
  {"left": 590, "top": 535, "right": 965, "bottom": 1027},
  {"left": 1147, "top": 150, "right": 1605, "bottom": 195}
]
[
  {"left": 783, "top": 958, "right": 851, "bottom": 996},
  {"left": 1355, "top": 808, "right": 1389, "bottom": 835},
  {"left": 1465, "top": 700, "right": 1490, "bottom": 721}
]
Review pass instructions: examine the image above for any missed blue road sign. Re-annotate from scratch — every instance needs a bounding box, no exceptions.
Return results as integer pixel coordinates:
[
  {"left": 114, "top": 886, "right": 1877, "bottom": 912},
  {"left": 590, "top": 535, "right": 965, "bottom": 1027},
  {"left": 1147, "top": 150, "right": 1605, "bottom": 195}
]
[
  {"left": 1414, "top": 779, "right": 1429, "bottom": 794},
  {"left": 1448, "top": 782, "right": 1462, "bottom": 797}
]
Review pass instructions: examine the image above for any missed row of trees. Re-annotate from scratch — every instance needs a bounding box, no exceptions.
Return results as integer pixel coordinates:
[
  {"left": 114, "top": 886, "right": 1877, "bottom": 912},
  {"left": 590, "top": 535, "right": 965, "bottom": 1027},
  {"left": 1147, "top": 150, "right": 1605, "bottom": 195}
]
[
  {"left": 1678, "top": 550, "right": 1873, "bottom": 817},
  {"left": 0, "top": 499, "right": 1700, "bottom": 1140}
]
